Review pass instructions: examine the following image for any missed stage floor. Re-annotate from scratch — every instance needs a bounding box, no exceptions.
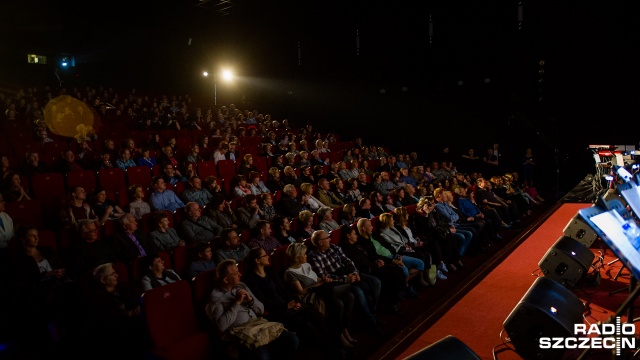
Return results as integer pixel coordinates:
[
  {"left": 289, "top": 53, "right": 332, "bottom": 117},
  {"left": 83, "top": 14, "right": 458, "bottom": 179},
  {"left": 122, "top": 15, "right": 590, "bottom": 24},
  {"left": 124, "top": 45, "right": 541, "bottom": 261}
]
[{"left": 396, "top": 203, "right": 639, "bottom": 360}]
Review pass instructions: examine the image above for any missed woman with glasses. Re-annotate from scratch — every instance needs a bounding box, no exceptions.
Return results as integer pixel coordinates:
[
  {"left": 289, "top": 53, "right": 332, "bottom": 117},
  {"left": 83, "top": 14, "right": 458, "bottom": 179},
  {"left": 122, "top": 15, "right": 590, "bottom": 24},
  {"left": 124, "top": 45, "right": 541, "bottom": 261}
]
[
  {"left": 285, "top": 242, "right": 356, "bottom": 349},
  {"left": 243, "top": 248, "right": 327, "bottom": 351}
]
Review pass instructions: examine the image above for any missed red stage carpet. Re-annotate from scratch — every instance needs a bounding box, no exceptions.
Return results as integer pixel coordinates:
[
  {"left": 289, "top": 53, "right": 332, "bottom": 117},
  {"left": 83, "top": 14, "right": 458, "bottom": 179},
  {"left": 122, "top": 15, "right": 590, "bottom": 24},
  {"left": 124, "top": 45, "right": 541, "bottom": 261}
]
[{"left": 395, "top": 203, "right": 637, "bottom": 360}]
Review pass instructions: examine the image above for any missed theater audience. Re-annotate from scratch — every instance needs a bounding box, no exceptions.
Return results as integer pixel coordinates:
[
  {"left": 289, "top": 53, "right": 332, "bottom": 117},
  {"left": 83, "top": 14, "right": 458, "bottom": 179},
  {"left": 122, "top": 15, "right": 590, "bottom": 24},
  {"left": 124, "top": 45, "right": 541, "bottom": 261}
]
[
  {"left": 92, "top": 188, "right": 125, "bottom": 225},
  {"left": 205, "top": 259, "right": 299, "bottom": 360},
  {"left": 248, "top": 220, "right": 281, "bottom": 255},
  {"left": 85, "top": 263, "right": 144, "bottom": 358},
  {"left": 309, "top": 229, "right": 383, "bottom": 335},
  {"left": 149, "top": 176, "right": 185, "bottom": 212},
  {"left": 189, "top": 242, "right": 216, "bottom": 278},
  {"left": 127, "top": 184, "right": 151, "bottom": 220},
  {"left": 317, "top": 178, "right": 344, "bottom": 209},
  {"left": 61, "top": 186, "right": 98, "bottom": 227},
  {"left": 0, "top": 86, "right": 549, "bottom": 359},
  {"left": 111, "top": 213, "right": 154, "bottom": 263},
  {"left": 232, "top": 175, "right": 252, "bottom": 198},
  {"left": 317, "top": 206, "right": 339, "bottom": 233},
  {"left": 180, "top": 202, "right": 222, "bottom": 243},
  {"left": 22, "top": 151, "right": 49, "bottom": 177},
  {"left": 141, "top": 255, "right": 182, "bottom": 292},
  {"left": 11, "top": 226, "right": 68, "bottom": 305},
  {"left": 236, "top": 194, "right": 262, "bottom": 230},
  {"left": 276, "top": 184, "right": 304, "bottom": 219},
  {"left": 259, "top": 193, "right": 276, "bottom": 222},
  {"left": 115, "top": 148, "right": 136, "bottom": 170},
  {"left": 285, "top": 242, "right": 356, "bottom": 350},
  {"left": 296, "top": 210, "right": 317, "bottom": 240},
  {"left": 243, "top": 247, "right": 329, "bottom": 348},
  {"left": 208, "top": 195, "right": 239, "bottom": 229},
  {"left": 181, "top": 176, "right": 212, "bottom": 207},
  {"left": 69, "top": 219, "right": 115, "bottom": 276},
  {"left": 149, "top": 211, "right": 185, "bottom": 252},
  {"left": 412, "top": 198, "right": 463, "bottom": 272},
  {"left": 0, "top": 194, "right": 15, "bottom": 249},
  {"left": 272, "top": 214, "right": 297, "bottom": 245},
  {"left": 2, "top": 172, "right": 31, "bottom": 202},
  {"left": 137, "top": 148, "right": 156, "bottom": 168},
  {"left": 215, "top": 228, "right": 250, "bottom": 263}
]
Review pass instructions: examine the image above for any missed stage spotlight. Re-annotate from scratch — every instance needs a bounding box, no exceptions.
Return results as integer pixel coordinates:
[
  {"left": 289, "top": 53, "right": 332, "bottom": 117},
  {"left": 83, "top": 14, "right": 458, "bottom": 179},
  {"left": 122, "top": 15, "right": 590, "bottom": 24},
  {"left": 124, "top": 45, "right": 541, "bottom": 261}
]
[
  {"left": 203, "top": 71, "right": 209, "bottom": 77},
  {"left": 538, "top": 236, "right": 594, "bottom": 288},
  {"left": 503, "top": 276, "right": 584, "bottom": 360},
  {"left": 222, "top": 69, "right": 233, "bottom": 81}
]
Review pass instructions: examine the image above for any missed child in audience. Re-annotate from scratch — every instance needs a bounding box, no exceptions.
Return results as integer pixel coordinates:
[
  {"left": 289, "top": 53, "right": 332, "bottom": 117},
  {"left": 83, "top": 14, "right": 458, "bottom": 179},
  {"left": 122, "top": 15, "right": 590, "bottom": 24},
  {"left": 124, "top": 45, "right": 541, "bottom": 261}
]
[{"left": 189, "top": 242, "right": 216, "bottom": 278}]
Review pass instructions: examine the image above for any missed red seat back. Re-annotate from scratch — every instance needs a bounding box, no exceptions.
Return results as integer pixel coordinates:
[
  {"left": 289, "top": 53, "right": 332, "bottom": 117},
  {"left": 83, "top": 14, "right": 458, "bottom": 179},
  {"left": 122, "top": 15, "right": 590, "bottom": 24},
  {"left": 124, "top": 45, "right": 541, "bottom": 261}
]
[
  {"left": 191, "top": 269, "right": 217, "bottom": 327},
  {"left": 197, "top": 161, "right": 218, "bottom": 179},
  {"left": 38, "top": 229, "right": 57, "bottom": 250},
  {"left": 269, "top": 245, "right": 290, "bottom": 277},
  {"left": 66, "top": 170, "right": 98, "bottom": 194},
  {"left": 172, "top": 244, "right": 193, "bottom": 279},
  {"left": 217, "top": 159, "right": 236, "bottom": 180},
  {"left": 98, "top": 168, "right": 127, "bottom": 192},
  {"left": 141, "top": 281, "right": 212, "bottom": 360},
  {"left": 5, "top": 200, "right": 43, "bottom": 229},
  {"left": 126, "top": 166, "right": 152, "bottom": 188}
]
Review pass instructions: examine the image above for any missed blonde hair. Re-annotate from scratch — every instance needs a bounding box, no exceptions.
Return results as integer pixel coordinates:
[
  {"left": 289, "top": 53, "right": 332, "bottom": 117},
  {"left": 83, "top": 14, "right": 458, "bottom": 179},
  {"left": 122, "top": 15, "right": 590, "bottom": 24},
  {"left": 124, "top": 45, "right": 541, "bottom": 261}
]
[
  {"left": 393, "top": 207, "right": 408, "bottom": 227},
  {"left": 268, "top": 167, "right": 280, "bottom": 177},
  {"left": 379, "top": 213, "right": 393, "bottom": 229},
  {"left": 417, "top": 197, "right": 430, "bottom": 209},
  {"left": 433, "top": 187, "right": 444, "bottom": 199},
  {"left": 287, "top": 243, "right": 307, "bottom": 266},
  {"left": 299, "top": 210, "right": 313, "bottom": 223},
  {"left": 300, "top": 183, "right": 313, "bottom": 194}
]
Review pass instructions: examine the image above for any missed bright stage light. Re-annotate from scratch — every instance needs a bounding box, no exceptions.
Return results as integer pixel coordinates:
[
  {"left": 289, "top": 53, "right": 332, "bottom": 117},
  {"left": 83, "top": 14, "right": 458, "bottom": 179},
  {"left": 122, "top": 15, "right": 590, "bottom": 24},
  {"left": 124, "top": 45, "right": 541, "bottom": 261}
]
[
  {"left": 222, "top": 70, "right": 233, "bottom": 81},
  {"left": 203, "top": 71, "right": 209, "bottom": 77}
]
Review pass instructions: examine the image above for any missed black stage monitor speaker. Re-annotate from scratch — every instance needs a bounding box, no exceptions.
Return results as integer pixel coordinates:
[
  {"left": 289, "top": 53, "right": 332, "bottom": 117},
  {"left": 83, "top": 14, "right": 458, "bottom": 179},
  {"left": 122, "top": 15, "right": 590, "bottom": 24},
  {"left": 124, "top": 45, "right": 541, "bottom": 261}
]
[
  {"left": 538, "top": 236, "right": 595, "bottom": 287},
  {"left": 563, "top": 214, "right": 599, "bottom": 248},
  {"left": 503, "top": 276, "right": 585, "bottom": 360},
  {"left": 403, "top": 335, "right": 481, "bottom": 360}
]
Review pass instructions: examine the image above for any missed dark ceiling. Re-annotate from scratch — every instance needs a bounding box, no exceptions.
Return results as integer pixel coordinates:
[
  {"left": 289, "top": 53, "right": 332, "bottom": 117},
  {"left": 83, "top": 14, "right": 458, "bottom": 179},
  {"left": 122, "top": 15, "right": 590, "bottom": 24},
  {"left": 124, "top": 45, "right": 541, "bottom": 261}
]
[{"left": 1, "top": 1, "right": 638, "bottom": 185}]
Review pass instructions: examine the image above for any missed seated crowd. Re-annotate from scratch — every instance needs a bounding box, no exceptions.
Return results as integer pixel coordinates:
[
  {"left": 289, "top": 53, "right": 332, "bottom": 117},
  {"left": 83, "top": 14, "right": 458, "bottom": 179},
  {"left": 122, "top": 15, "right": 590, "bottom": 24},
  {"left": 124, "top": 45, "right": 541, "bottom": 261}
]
[{"left": 0, "top": 85, "right": 545, "bottom": 359}]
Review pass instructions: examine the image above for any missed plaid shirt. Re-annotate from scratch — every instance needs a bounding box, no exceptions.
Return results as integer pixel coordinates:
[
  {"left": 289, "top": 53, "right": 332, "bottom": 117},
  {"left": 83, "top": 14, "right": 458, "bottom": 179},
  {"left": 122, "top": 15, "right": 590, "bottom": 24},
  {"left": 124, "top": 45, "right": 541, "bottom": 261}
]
[
  {"left": 308, "top": 244, "right": 358, "bottom": 281},
  {"left": 248, "top": 236, "right": 281, "bottom": 255}
]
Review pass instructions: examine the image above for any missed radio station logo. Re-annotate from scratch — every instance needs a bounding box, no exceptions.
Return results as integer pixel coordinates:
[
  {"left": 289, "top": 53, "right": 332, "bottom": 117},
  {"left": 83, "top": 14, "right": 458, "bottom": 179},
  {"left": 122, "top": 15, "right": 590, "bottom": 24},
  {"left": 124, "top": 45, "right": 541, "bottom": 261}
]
[{"left": 539, "top": 317, "right": 635, "bottom": 356}]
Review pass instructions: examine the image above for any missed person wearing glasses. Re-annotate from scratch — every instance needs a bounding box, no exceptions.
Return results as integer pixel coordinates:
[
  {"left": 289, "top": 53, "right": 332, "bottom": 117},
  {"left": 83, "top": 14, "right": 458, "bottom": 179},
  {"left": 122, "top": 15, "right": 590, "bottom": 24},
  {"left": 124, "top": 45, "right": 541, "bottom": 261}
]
[
  {"left": 86, "top": 262, "right": 144, "bottom": 358},
  {"left": 206, "top": 259, "right": 299, "bottom": 359},
  {"left": 180, "top": 202, "right": 222, "bottom": 244},
  {"left": 243, "top": 248, "right": 329, "bottom": 351},
  {"left": 285, "top": 242, "right": 357, "bottom": 350},
  {"left": 111, "top": 213, "right": 154, "bottom": 264},
  {"left": 307, "top": 229, "right": 383, "bottom": 335}
]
